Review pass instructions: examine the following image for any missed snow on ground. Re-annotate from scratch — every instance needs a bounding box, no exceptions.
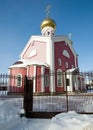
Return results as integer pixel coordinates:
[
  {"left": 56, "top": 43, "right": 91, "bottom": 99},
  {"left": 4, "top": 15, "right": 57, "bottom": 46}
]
[{"left": 0, "top": 98, "right": 93, "bottom": 130}]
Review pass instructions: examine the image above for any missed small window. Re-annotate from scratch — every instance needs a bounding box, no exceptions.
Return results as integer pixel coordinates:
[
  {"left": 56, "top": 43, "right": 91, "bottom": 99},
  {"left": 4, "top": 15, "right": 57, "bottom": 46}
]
[
  {"left": 63, "top": 50, "right": 70, "bottom": 58},
  {"left": 48, "top": 32, "right": 50, "bottom": 35},
  {"left": 58, "top": 58, "right": 62, "bottom": 66},
  {"left": 66, "top": 62, "right": 68, "bottom": 68},
  {"left": 16, "top": 74, "right": 22, "bottom": 87},
  {"left": 57, "top": 69, "right": 63, "bottom": 87},
  {"left": 44, "top": 74, "right": 49, "bottom": 87}
]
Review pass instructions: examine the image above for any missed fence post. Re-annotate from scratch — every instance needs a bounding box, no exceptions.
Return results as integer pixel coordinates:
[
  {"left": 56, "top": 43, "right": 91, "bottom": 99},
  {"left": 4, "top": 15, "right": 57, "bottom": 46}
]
[
  {"left": 23, "top": 75, "right": 33, "bottom": 117},
  {"left": 65, "top": 72, "right": 68, "bottom": 112}
]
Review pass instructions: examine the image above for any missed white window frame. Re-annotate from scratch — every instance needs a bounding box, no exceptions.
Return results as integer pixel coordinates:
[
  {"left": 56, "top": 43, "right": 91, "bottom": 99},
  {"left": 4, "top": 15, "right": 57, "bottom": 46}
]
[
  {"left": 44, "top": 74, "right": 49, "bottom": 87},
  {"left": 16, "top": 74, "right": 22, "bottom": 87},
  {"left": 63, "top": 50, "right": 70, "bottom": 58},
  {"left": 58, "top": 58, "right": 62, "bottom": 66},
  {"left": 57, "top": 69, "right": 63, "bottom": 87},
  {"left": 65, "top": 62, "right": 68, "bottom": 68}
]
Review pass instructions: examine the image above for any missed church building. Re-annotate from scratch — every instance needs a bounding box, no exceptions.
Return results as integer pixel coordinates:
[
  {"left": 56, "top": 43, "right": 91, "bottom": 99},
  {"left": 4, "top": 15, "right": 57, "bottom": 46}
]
[{"left": 8, "top": 16, "right": 85, "bottom": 94}]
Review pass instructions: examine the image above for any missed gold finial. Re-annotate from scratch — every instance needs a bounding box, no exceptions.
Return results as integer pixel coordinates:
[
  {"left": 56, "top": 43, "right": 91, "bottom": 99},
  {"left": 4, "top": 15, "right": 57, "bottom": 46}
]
[
  {"left": 45, "top": 5, "right": 51, "bottom": 18},
  {"left": 41, "top": 5, "right": 56, "bottom": 30}
]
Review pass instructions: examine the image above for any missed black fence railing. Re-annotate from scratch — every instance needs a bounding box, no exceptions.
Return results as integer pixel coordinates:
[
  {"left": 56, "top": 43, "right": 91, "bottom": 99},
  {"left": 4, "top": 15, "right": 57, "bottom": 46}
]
[
  {"left": 0, "top": 73, "right": 93, "bottom": 118},
  {"left": 23, "top": 75, "right": 93, "bottom": 118},
  {"left": 0, "top": 72, "right": 93, "bottom": 95},
  {"left": 32, "top": 94, "right": 93, "bottom": 112},
  {"left": 0, "top": 74, "right": 24, "bottom": 95}
]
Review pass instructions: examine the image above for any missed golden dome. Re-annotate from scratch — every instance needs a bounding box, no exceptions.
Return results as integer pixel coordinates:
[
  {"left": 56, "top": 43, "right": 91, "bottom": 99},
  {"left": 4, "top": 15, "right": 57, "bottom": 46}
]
[{"left": 41, "top": 18, "right": 56, "bottom": 30}]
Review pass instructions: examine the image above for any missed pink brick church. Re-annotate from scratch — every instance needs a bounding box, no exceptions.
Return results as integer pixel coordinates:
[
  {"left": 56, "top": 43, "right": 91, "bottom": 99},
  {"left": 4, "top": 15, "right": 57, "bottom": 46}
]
[{"left": 8, "top": 16, "right": 85, "bottom": 94}]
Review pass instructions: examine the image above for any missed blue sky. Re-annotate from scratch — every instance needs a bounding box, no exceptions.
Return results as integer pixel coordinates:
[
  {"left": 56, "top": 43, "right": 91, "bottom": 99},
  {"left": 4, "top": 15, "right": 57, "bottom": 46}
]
[{"left": 0, "top": 0, "right": 93, "bottom": 73}]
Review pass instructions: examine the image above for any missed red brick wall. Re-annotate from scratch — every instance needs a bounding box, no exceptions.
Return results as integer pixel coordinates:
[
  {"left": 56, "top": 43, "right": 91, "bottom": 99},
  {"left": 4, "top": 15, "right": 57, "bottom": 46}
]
[
  {"left": 27, "top": 65, "right": 34, "bottom": 77},
  {"left": 54, "top": 41, "right": 76, "bottom": 71},
  {"left": 9, "top": 67, "right": 27, "bottom": 92},
  {"left": 36, "top": 66, "right": 41, "bottom": 93},
  {"left": 54, "top": 41, "right": 77, "bottom": 92}
]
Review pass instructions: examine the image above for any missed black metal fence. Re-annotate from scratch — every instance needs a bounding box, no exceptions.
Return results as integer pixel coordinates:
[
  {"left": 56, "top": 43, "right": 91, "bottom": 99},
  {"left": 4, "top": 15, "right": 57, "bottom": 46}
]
[
  {"left": 0, "top": 73, "right": 93, "bottom": 118},
  {"left": 0, "top": 72, "right": 93, "bottom": 95},
  {"left": 24, "top": 94, "right": 93, "bottom": 118},
  {"left": 32, "top": 94, "right": 93, "bottom": 112},
  {"left": 23, "top": 74, "right": 93, "bottom": 118},
  {"left": 0, "top": 74, "right": 24, "bottom": 95}
]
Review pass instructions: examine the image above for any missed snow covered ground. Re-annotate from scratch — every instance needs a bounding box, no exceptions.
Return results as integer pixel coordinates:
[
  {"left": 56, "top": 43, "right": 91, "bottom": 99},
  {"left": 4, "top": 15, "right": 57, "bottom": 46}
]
[{"left": 0, "top": 97, "right": 93, "bottom": 130}]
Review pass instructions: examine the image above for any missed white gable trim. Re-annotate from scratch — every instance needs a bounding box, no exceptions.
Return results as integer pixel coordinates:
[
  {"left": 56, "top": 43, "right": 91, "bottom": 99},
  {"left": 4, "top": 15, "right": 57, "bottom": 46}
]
[{"left": 20, "top": 36, "right": 51, "bottom": 59}]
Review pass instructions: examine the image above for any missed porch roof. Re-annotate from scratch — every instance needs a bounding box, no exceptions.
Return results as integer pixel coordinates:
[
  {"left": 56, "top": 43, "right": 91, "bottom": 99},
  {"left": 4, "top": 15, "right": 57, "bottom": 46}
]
[{"left": 9, "top": 60, "right": 50, "bottom": 68}]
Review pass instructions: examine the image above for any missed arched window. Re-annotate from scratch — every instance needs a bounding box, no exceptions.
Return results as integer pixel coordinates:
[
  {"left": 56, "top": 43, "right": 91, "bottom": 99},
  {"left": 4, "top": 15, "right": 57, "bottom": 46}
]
[
  {"left": 65, "top": 62, "right": 68, "bottom": 68},
  {"left": 16, "top": 74, "right": 22, "bottom": 87},
  {"left": 57, "top": 69, "right": 62, "bottom": 87},
  {"left": 44, "top": 74, "right": 49, "bottom": 87},
  {"left": 58, "top": 58, "right": 62, "bottom": 66},
  {"left": 63, "top": 50, "right": 70, "bottom": 58},
  {"left": 48, "top": 31, "right": 50, "bottom": 35}
]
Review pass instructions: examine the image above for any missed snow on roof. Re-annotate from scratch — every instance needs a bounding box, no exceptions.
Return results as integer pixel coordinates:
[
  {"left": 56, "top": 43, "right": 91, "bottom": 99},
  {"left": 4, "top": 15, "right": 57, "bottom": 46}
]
[
  {"left": 66, "top": 68, "right": 79, "bottom": 73},
  {"left": 9, "top": 59, "right": 49, "bottom": 68}
]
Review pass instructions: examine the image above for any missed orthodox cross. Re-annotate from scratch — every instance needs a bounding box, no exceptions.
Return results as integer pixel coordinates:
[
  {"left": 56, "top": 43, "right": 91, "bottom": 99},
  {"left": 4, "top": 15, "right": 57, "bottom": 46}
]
[
  {"left": 45, "top": 5, "right": 51, "bottom": 18},
  {"left": 68, "top": 33, "right": 72, "bottom": 40}
]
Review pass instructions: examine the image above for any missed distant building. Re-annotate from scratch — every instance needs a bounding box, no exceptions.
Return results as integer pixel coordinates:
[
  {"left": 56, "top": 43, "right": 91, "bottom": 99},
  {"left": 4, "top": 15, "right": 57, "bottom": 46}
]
[{"left": 8, "top": 16, "right": 86, "bottom": 94}]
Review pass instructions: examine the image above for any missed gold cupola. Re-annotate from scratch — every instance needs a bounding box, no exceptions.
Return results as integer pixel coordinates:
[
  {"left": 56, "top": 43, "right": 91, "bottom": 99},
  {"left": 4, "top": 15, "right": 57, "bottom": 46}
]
[
  {"left": 41, "top": 17, "right": 56, "bottom": 36},
  {"left": 41, "top": 18, "right": 56, "bottom": 30}
]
